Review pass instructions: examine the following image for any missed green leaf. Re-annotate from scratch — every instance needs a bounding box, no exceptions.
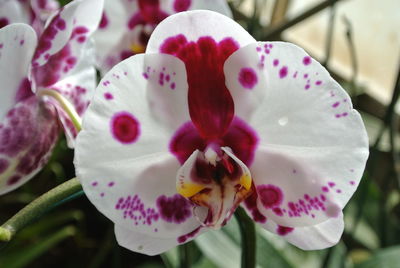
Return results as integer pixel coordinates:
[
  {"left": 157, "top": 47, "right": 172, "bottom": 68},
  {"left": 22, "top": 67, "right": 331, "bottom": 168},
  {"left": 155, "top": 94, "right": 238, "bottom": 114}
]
[
  {"left": 355, "top": 246, "right": 400, "bottom": 268},
  {"left": 0, "top": 226, "right": 76, "bottom": 268}
]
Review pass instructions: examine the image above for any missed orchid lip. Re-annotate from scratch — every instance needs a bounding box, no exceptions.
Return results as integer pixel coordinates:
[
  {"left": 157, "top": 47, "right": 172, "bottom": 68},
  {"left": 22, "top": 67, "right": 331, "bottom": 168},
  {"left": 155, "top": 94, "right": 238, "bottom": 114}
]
[{"left": 176, "top": 147, "right": 253, "bottom": 229}]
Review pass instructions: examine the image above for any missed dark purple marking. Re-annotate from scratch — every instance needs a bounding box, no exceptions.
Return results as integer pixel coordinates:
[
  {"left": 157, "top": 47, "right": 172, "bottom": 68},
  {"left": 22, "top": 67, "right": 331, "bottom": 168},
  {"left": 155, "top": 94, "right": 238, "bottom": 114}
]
[
  {"left": 91, "top": 181, "right": 98, "bottom": 187},
  {"left": 336, "top": 189, "right": 342, "bottom": 193},
  {"left": 315, "top": 80, "right": 322, "bottom": 85},
  {"left": 350, "top": 180, "right": 355, "bottom": 185},
  {"left": 328, "top": 182, "right": 336, "bottom": 188},
  {"left": 100, "top": 192, "right": 105, "bottom": 197},
  {"left": 108, "top": 182, "right": 115, "bottom": 187},
  {"left": 293, "top": 71, "right": 298, "bottom": 78},
  {"left": 305, "top": 84, "right": 310, "bottom": 90},
  {"left": 178, "top": 226, "right": 201, "bottom": 243},
  {"left": 277, "top": 225, "right": 294, "bottom": 236},
  {"left": 19, "top": 39, "right": 25, "bottom": 46},
  {"left": 273, "top": 59, "right": 279, "bottom": 67},
  {"left": 279, "top": 66, "right": 288, "bottom": 78},
  {"left": 15, "top": 78, "right": 34, "bottom": 102},
  {"left": 55, "top": 18, "right": 66, "bottom": 30},
  {"left": 156, "top": 194, "right": 192, "bottom": 223},
  {"left": 7, "top": 175, "right": 21, "bottom": 185},
  {"left": 0, "top": 159, "right": 9, "bottom": 174},
  {"left": 0, "top": 17, "right": 9, "bottom": 29},
  {"left": 332, "top": 102, "right": 340, "bottom": 108},
  {"left": 322, "top": 186, "right": 329, "bottom": 192},
  {"left": 143, "top": 72, "right": 149, "bottom": 79},
  {"left": 170, "top": 82, "right": 176, "bottom": 90},
  {"left": 173, "top": 0, "right": 192, "bottom": 12},
  {"left": 244, "top": 192, "right": 267, "bottom": 223},
  {"left": 238, "top": 67, "right": 258, "bottom": 89},
  {"left": 111, "top": 112, "right": 140, "bottom": 144},
  {"left": 303, "top": 56, "right": 311, "bottom": 65},
  {"left": 256, "top": 46, "right": 261, "bottom": 52},
  {"left": 257, "top": 184, "right": 283, "bottom": 209},
  {"left": 104, "top": 92, "right": 113, "bottom": 100},
  {"left": 116, "top": 194, "right": 159, "bottom": 225},
  {"left": 303, "top": 74, "right": 308, "bottom": 79}
]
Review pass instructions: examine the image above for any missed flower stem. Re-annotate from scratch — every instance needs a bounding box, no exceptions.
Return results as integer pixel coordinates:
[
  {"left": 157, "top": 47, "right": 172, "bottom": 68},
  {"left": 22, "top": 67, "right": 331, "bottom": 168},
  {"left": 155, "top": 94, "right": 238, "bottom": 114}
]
[
  {"left": 38, "top": 89, "right": 82, "bottom": 132},
  {"left": 235, "top": 207, "right": 256, "bottom": 268},
  {"left": 0, "top": 178, "right": 82, "bottom": 243}
]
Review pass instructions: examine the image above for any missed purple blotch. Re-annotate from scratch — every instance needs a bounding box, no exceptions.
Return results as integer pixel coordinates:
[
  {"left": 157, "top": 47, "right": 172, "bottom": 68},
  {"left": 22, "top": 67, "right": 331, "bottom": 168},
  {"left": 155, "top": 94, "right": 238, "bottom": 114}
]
[
  {"left": 279, "top": 66, "right": 288, "bottom": 78},
  {"left": 111, "top": 112, "right": 140, "bottom": 144},
  {"left": 257, "top": 184, "right": 283, "bottom": 209},
  {"left": 273, "top": 59, "right": 279, "bottom": 67},
  {"left": 0, "top": 159, "right": 9, "bottom": 174},
  {"left": 238, "top": 67, "right": 258, "bottom": 89},
  {"left": 157, "top": 194, "right": 192, "bottom": 223},
  {"left": 277, "top": 225, "right": 294, "bottom": 236},
  {"left": 303, "top": 56, "right": 311, "bottom": 65}
]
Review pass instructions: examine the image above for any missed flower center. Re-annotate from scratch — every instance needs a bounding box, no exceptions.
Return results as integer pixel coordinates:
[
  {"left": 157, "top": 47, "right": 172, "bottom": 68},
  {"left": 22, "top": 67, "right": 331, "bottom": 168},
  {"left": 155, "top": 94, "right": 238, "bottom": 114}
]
[{"left": 176, "top": 147, "right": 253, "bottom": 229}]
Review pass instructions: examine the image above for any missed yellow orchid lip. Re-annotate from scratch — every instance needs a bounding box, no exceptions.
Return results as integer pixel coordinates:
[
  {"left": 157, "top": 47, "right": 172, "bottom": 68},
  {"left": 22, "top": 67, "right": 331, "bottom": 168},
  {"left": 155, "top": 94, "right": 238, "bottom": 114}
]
[
  {"left": 130, "top": 43, "right": 146, "bottom": 54},
  {"left": 177, "top": 181, "right": 206, "bottom": 198}
]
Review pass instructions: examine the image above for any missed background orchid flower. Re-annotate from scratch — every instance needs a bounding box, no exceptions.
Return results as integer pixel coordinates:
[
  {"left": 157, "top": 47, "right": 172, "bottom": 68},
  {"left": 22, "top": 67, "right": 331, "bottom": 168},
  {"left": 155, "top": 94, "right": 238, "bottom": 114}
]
[
  {"left": 94, "top": 0, "right": 232, "bottom": 74},
  {"left": 0, "top": 0, "right": 60, "bottom": 34},
  {"left": 75, "top": 10, "right": 369, "bottom": 255},
  {"left": 0, "top": 0, "right": 104, "bottom": 195}
]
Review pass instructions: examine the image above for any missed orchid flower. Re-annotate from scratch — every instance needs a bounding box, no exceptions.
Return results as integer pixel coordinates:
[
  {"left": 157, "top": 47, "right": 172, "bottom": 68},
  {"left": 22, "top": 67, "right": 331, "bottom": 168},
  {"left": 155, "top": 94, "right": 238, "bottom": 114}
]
[
  {"left": 75, "top": 10, "right": 369, "bottom": 255},
  {"left": 0, "top": 0, "right": 60, "bottom": 34},
  {"left": 0, "top": 0, "right": 104, "bottom": 195},
  {"left": 94, "top": 0, "right": 232, "bottom": 74}
]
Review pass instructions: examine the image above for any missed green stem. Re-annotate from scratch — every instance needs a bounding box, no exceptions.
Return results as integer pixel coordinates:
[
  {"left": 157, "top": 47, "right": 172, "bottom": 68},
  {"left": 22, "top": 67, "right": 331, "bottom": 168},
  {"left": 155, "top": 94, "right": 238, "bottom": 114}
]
[
  {"left": 179, "top": 242, "right": 191, "bottom": 268},
  {"left": 38, "top": 89, "right": 82, "bottom": 132},
  {"left": 235, "top": 207, "right": 256, "bottom": 268},
  {"left": 0, "top": 178, "right": 82, "bottom": 242}
]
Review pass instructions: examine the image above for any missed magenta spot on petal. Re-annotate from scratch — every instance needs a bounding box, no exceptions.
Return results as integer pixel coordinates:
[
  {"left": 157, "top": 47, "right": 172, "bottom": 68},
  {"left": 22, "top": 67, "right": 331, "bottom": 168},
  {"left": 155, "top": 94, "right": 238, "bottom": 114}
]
[
  {"left": 173, "top": 0, "right": 191, "bottom": 12},
  {"left": 108, "top": 182, "right": 115, "bottom": 187},
  {"left": 293, "top": 71, "right": 298, "bottom": 78},
  {"left": 20, "top": 39, "right": 25, "bottom": 46},
  {"left": 303, "top": 56, "right": 311, "bottom": 65},
  {"left": 279, "top": 66, "right": 288, "bottom": 78},
  {"left": 336, "top": 189, "right": 342, "bottom": 193},
  {"left": 257, "top": 184, "right": 283, "bottom": 209},
  {"left": 332, "top": 102, "right": 340, "bottom": 108},
  {"left": 238, "top": 67, "right": 258, "bottom": 89},
  {"left": 111, "top": 112, "right": 140, "bottom": 144},
  {"left": 15, "top": 78, "right": 34, "bottom": 102},
  {"left": 305, "top": 84, "right": 310, "bottom": 90},
  {"left": 55, "top": 18, "right": 66, "bottom": 30},
  {"left": 328, "top": 182, "right": 336, "bottom": 188},
  {"left": 322, "top": 186, "right": 329, "bottom": 192},
  {"left": 170, "top": 82, "right": 176, "bottom": 90},
  {"left": 256, "top": 46, "right": 261, "bottom": 52},
  {"left": 99, "top": 12, "right": 109, "bottom": 29},
  {"left": 273, "top": 59, "right": 279, "bottom": 66},
  {"left": 277, "top": 225, "right": 294, "bottom": 236},
  {"left": 157, "top": 194, "right": 192, "bottom": 223},
  {"left": 100, "top": 192, "right": 105, "bottom": 197},
  {"left": 315, "top": 80, "right": 322, "bottom": 85},
  {"left": 104, "top": 92, "right": 113, "bottom": 100},
  {"left": 273, "top": 207, "right": 283, "bottom": 216},
  {"left": 142, "top": 72, "right": 149, "bottom": 79},
  {"left": 91, "top": 181, "right": 98, "bottom": 187},
  {"left": 77, "top": 36, "right": 86, "bottom": 43},
  {"left": 350, "top": 180, "right": 355, "bottom": 185},
  {"left": 0, "top": 159, "right": 9, "bottom": 174}
]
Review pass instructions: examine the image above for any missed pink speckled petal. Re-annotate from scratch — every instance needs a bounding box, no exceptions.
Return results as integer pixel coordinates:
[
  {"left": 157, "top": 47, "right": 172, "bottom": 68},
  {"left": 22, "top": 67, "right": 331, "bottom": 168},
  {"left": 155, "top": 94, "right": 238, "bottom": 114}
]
[
  {"left": 233, "top": 42, "right": 368, "bottom": 209},
  {"left": 146, "top": 10, "right": 255, "bottom": 54},
  {"left": 159, "top": 0, "right": 232, "bottom": 17},
  {"left": 47, "top": 45, "right": 97, "bottom": 147},
  {"left": 31, "top": 0, "right": 103, "bottom": 68},
  {"left": 250, "top": 149, "right": 342, "bottom": 227},
  {"left": 0, "top": 97, "right": 60, "bottom": 195},
  {"left": 0, "top": 24, "right": 36, "bottom": 121},
  {"left": 115, "top": 221, "right": 206, "bottom": 256},
  {"left": 75, "top": 54, "right": 202, "bottom": 245},
  {"left": 242, "top": 204, "right": 344, "bottom": 250}
]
